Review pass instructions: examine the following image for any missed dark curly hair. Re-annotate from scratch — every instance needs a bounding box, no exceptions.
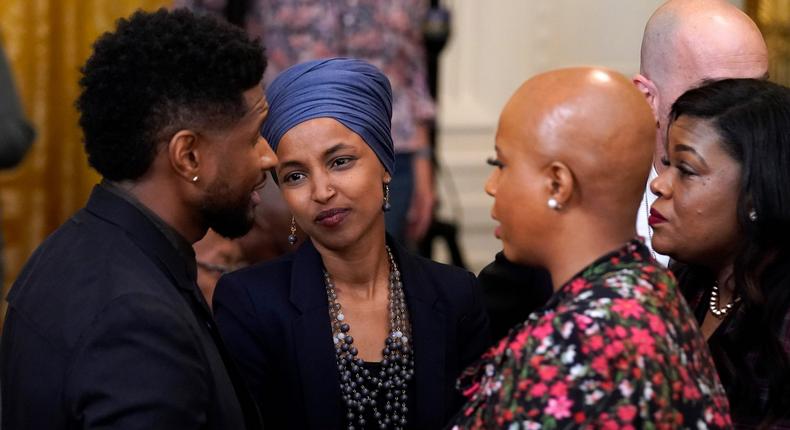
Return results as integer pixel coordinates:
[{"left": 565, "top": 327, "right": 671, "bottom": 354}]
[
  {"left": 669, "top": 78, "right": 790, "bottom": 428},
  {"left": 76, "top": 8, "right": 266, "bottom": 181}
]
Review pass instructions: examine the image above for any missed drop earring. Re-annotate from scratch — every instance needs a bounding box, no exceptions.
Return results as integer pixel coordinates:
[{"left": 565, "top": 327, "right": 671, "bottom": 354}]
[
  {"left": 382, "top": 183, "right": 392, "bottom": 212},
  {"left": 288, "top": 216, "right": 297, "bottom": 245},
  {"left": 547, "top": 197, "right": 562, "bottom": 211}
]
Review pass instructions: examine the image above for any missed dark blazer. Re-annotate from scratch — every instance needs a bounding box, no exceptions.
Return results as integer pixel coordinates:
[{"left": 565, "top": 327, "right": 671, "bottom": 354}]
[
  {"left": 477, "top": 252, "right": 554, "bottom": 341},
  {"left": 214, "top": 238, "right": 491, "bottom": 429},
  {"left": 1, "top": 186, "right": 260, "bottom": 430}
]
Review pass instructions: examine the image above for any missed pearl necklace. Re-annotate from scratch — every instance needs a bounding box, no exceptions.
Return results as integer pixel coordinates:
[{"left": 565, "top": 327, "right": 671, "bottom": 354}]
[
  {"left": 324, "top": 246, "right": 413, "bottom": 430},
  {"left": 709, "top": 281, "right": 740, "bottom": 319}
]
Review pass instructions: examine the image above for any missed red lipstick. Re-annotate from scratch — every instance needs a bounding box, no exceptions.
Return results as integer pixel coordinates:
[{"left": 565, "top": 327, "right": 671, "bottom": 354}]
[{"left": 648, "top": 208, "right": 668, "bottom": 226}]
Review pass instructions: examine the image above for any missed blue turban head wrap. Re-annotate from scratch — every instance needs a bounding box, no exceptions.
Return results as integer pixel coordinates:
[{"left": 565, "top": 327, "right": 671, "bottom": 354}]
[{"left": 261, "top": 58, "right": 395, "bottom": 173}]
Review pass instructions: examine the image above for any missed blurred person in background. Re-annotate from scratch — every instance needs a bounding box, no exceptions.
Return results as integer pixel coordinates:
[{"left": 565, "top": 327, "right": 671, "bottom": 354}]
[
  {"left": 194, "top": 229, "right": 245, "bottom": 309},
  {"left": 0, "top": 38, "right": 35, "bottom": 285}
]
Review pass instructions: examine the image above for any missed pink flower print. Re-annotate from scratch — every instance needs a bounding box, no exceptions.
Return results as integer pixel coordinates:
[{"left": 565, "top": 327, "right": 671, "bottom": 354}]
[
  {"left": 462, "top": 381, "right": 480, "bottom": 398},
  {"left": 647, "top": 314, "right": 667, "bottom": 337},
  {"left": 591, "top": 355, "right": 609, "bottom": 377},
  {"left": 630, "top": 327, "right": 656, "bottom": 356},
  {"left": 529, "top": 382, "right": 548, "bottom": 397},
  {"left": 619, "top": 379, "right": 634, "bottom": 397},
  {"left": 683, "top": 384, "right": 701, "bottom": 400},
  {"left": 617, "top": 404, "right": 638, "bottom": 422},
  {"left": 544, "top": 396, "right": 573, "bottom": 419},
  {"left": 573, "top": 313, "right": 593, "bottom": 331},
  {"left": 549, "top": 381, "right": 568, "bottom": 398},
  {"left": 588, "top": 334, "right": 604, "bottom": 351},
  {"left": 532, "top": 321, "right": 553, "bottom": 341},
  {"left": 611, "top": 298, "right": 644, "bottom": 319},
  {"left": 490, "top": 336, "right": 508, "bottom": 357},
  {"left": 569, "top": 278, "right": 588, "bottom": 294},
  {"left": 538, "top": 365, "right": 558, "bottom": 381},
  {"left": 603, "top": 340, "right": 625, "bottom": 358},
  {"left": 508, "top": 328, "right": 531, "bottom": 360}
]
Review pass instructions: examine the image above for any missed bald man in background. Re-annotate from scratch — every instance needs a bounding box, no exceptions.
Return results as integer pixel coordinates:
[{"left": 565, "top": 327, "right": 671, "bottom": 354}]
[
  {"left": 634, "top": 0, "right": 769, "bottom": 265},
  {"left": 451, "top": 67, "right": 729, "bottom": 429}
]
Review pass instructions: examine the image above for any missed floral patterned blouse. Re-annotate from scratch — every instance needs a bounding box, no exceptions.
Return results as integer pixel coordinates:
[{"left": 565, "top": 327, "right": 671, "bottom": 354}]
[
  {"left": 172, "top": 0, "right": 436, "bottom": 153},
  {"left": 449, "top": 240, "right": 732, "bottom": 429}
]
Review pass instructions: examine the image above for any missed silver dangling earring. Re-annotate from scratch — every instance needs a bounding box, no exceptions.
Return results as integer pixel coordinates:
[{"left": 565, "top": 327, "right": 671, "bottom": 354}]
[
  {"left": 748, "top": 209, "right": 758, "bottom": 222},
  {"left": 547, "top": 197, "right": 562, "bottom": 211},
  {"left": 288, "top": 216, "right": 297, "bottom": 245},
  {"left": 191, "top": 175, "right": 199, "bottom": 183},
  {"left": 382, "top": 183, "right": 392, "bottom": 212}
]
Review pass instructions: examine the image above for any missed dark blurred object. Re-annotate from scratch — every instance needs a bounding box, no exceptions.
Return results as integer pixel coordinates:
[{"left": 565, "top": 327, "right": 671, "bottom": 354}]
[
  {"left": 422, "top": 1, "right": 451, "bottom": 156},
  {"left": 0, "top": 44, "right": 34, "bottom": 169},
  {"left": 423, "top": 3, "right": 451, "bottom": 62},
  {"left": 418, "top": 219, "right": 466, "bottom": 268},
  {"left": 223, "top": 0, "right": 250, "bottom": 28},
  {"left": 477, "top": 251, "right": 554, "bottom": 341},
  {"left": 417, "top": 2, "right": 469, "bottom": 268},
  {"left": 0, "top": 41, "right": 35, "bottom": 289}
]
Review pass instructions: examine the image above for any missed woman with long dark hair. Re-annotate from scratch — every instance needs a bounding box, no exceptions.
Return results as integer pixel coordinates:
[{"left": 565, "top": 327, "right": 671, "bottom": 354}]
[{"left": 650, "top": 78, "right": 790, "bottom": 428}]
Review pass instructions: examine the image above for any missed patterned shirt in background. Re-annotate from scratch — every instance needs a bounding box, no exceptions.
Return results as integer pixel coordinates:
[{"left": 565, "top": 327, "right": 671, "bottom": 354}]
[
  {"left": 449, "top": 240, "right": 732, "bottom": 430},
  {"left": 172, "top": 0, "right": 436, "bottom": 153}
]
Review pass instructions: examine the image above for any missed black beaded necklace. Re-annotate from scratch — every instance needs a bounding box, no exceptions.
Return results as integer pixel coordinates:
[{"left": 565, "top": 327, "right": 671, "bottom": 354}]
[{"left": 324, "top": 246, "right": 414, "bottom": 430}]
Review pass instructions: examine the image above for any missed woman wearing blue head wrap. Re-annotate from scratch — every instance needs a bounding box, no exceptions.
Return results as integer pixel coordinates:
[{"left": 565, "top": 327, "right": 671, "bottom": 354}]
[{"left": 213, "top": 58, "right": 491, "bottom": 430}]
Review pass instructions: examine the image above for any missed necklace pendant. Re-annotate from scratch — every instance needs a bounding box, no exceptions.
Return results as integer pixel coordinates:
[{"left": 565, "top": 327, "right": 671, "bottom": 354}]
[{"left": 709, "top": 281, "right": 739, "bottom": 319}]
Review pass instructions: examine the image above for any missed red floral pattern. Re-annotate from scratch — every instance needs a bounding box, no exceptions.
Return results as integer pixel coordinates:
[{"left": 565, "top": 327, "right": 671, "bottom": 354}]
[{"left": 450, "top": 240, "right": 732, "bottom": 429}]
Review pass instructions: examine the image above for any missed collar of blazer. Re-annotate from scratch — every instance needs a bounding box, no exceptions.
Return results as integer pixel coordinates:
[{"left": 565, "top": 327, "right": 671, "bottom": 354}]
[{"left": 85, "top": 186, "right": 205, "bottom": 304}]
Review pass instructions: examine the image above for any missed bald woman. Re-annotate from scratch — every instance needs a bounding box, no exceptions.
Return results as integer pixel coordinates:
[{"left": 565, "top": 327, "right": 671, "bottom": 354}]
[{"left": 449, "top": 68, "right": 731, "bottom": 429}]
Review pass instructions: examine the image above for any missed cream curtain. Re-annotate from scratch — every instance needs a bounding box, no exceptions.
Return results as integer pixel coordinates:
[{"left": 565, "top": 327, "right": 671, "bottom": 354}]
[{"left": 0, "top": 0, "right": 170, "bottom": 324}]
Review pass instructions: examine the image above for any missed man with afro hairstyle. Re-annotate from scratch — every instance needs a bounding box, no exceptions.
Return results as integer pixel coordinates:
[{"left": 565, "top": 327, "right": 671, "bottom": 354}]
[{"left": 1, "top": 8, "right": 276, "bottom": 429}]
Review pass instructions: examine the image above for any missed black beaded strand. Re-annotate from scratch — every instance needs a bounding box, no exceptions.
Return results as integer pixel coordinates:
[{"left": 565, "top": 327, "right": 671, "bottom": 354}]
[{"left": 325, "top": 246, "right": 414, "bottom": 430}]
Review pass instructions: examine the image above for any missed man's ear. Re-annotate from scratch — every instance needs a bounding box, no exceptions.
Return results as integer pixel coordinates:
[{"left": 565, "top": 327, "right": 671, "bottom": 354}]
[
  {"left": 633, "top": 74, "right": 660, "bottom": 124},
  {"left": 544, "top": 161, "right": 574, "bottom": 208},
  {"left": 168, "top": 130, "right": 201, "bottom": 183}
]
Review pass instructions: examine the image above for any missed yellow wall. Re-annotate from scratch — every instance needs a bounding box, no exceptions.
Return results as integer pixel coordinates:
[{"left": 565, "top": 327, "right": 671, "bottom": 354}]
[{"left": 0, "top": 0, "right": 170, "bottom": 323}]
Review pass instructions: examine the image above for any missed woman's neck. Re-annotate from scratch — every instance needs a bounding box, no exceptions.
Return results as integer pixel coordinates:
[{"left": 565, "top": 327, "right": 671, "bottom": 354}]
[
  {"left": 546, "top": 226, "right": 634, "bottom": 291},
  {"left": 315, "top": 228, "right": 389, "bottom": 300},
  {"left": 715, "top": 264, "right": 736, "bottom": 295}
]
